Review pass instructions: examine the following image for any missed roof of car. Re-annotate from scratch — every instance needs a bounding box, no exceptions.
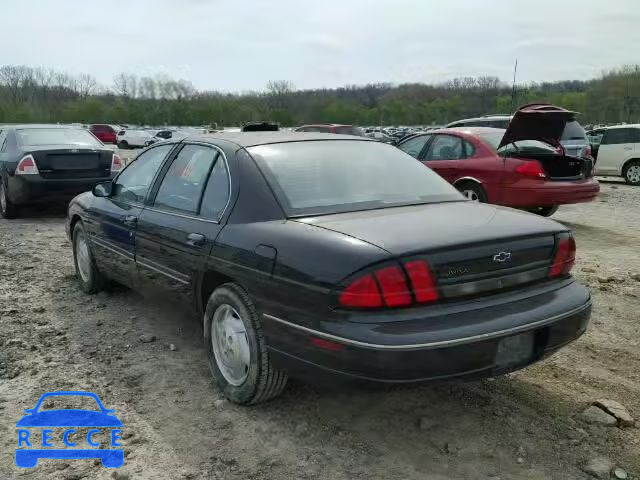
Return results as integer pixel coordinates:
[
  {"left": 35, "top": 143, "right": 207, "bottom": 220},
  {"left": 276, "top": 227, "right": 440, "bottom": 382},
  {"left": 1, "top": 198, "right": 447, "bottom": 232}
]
[
  {"left": 184, "top": 131, "right": 373, "bottom": 147},
  {"left": 444, "top": 126, "right": 506, "bottom": 135},
  {"left": 605, "top": 124, "right": 640, "bottom": 129},
  {"left": 3, "top": 124, "right": 84, "bottom": 130}
]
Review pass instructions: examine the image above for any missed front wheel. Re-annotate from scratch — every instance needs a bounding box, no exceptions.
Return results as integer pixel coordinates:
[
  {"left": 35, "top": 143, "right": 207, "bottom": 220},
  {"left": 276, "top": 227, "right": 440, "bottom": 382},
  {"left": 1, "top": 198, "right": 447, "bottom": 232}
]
[
  {"left": 623, "top": 160, "right": 640, "bottom": 185},
  {"left": 528, "top": 206, "right": 559, "bottom": 217},
  {"left": 72, "top": 222, "right": 105, "bottom": 294},
  {"left": 118, "top": 140, "right": 129, "bottom": 149},
  {"left": 205, "top": 283, "right": 287, "bottom": 404},
  {"left": 0, "top": 181, "right": 18, "bottom": 219}
]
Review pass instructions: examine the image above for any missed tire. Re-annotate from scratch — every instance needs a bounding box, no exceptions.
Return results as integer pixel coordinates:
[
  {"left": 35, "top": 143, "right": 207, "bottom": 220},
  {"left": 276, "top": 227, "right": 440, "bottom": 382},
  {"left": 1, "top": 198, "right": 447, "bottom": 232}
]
[
  {"left": 528, "top": 206, "right": 559, "bottom": 217},
  {"left": 623, "top": 160, "right": 640, "bottom": 186},
  {"left": 118, "top": 140, "right": 129, "bottom": 149},
  {"left": 204, "top": 283, "right": 287, "bottom": 404},
  {"left": 0, "top": 180, "right": 18, "bottom": 219},
  {"left": 456, "top": 181, "right": 488, "bottom": 202},
  {"left": 72, "top": 221, "right": 105, "bottom": 294}
]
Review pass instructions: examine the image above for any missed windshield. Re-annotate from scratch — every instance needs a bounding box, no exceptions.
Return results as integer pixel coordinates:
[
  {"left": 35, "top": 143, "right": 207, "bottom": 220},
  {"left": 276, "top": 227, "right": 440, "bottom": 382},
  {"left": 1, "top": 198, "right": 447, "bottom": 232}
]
[
  {"left": 248, "top": 140, "right": 463, "bottom": 216},
  {"left": 16, "top": 128, "right": 103, "bottom": 147}
]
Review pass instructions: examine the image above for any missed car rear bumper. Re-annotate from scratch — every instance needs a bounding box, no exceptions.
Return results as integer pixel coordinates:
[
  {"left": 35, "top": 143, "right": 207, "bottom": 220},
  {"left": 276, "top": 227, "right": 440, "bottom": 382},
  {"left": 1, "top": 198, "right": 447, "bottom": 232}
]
[
  {"left": 501, "top": 179, "right": 599, "bottom": 207},
  {"left": 7, "top": 175, "right": 112, "bottom": 205},
  {"left": 263, "top": 279, "right": 591, "bottom": 384}
]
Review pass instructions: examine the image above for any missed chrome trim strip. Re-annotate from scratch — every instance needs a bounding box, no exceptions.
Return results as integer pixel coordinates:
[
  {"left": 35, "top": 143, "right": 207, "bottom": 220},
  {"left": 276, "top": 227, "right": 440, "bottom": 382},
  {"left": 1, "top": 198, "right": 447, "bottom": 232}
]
[
  {"left": 453, "top": 176, "right": 483, "bottom": 186},
  {"left": 136, "top": 258, "right": 189, "bottom": 285},
  {"left": 263, "top": 301, "right": 591, "bottom": 351},
  {"left": 90, "top": 237, "right": 133, "bottom": 259},
  {"left": 143, "top": 206, "right": 220, "bottom": 224}
]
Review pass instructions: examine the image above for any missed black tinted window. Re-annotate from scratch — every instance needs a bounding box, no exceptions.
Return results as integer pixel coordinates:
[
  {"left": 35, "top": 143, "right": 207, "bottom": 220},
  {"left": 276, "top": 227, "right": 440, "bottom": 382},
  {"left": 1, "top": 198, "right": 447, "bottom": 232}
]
[
  {"left": 16, "top": 128, "right": 102, "bottom": 147},
  {"left": 398, "top": 135, "right": 431, "bottom": 158},
  {"left": 560, "top": 121, "right": 587, "bottom": 141},
  {"left": 154, "top": 145, "right": 217, "bottom": 214},
  {"left": 113, "top": 144, "right": 173, "bottom": 203},
  {"left": 335, "top": 126, "right": 365, "bottom": 137},
  {"left": 200, "top": 156, "right": 230, "bottom": 219},
  {"left": 602, "top": 128, "right": 640, "bottom": 145}
]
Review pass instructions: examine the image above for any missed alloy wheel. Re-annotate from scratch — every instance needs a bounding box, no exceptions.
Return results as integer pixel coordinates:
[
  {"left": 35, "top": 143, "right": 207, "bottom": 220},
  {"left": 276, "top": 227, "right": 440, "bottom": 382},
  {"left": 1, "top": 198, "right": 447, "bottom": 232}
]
[
  {"left": 75, "top": 231, "right": 92, "bottom": 283},
  {"left": 462, "top": 189, "right": 479, "bottom": 201},
  {"left": 627, "top": 165, "right": 640, "bottom": 184}
]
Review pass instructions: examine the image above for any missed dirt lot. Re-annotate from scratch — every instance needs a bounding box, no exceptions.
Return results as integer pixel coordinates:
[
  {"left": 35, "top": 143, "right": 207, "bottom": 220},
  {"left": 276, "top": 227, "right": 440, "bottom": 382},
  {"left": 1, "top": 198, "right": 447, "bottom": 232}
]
[{"left": 0, "top": 181, "right": 638, "bottom": 480}]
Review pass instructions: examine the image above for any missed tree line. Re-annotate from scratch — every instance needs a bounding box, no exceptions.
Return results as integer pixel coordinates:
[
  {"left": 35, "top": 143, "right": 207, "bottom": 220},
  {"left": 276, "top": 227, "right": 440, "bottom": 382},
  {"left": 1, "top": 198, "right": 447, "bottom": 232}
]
[{"left": 0, "top": 64, "right": 639, "bottom": 127}]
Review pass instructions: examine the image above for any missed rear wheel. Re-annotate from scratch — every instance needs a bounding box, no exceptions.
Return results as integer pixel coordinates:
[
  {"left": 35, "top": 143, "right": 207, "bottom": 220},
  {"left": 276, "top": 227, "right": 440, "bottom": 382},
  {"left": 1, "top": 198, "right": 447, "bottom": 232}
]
[
  {"left": 529, "top": 206, "right": 559, "bottom": 217},
  {"left": 205, "top": 283, "right": 287, "bottom": 404},
  {"left": 0, "top": 181, "right": 17, "bottom": 219},
  {"left": 72, "top": 222, "right": 105, "bottom": 294},
  {"left": 118, "top": 140, "right": 129, "bottom": 149},
  {"left": 456, "top": 181, "right": 487, "bottom": 202},
  {"left": 623, "top": 160, "right": 640, "bottom": 185}
]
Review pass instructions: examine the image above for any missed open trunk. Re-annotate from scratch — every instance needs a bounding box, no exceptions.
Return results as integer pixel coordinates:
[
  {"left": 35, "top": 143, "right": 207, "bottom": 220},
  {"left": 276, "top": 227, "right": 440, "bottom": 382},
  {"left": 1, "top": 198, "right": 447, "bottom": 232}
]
[{"left": 509, "top": 152, "right": 594, "bottom": 181}]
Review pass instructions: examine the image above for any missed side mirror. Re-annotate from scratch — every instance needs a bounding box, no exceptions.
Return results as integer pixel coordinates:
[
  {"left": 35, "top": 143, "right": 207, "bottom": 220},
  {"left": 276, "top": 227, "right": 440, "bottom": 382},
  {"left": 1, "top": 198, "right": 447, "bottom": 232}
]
[{"left": 93, "top": 181, "right": 113, "bottom": 198}]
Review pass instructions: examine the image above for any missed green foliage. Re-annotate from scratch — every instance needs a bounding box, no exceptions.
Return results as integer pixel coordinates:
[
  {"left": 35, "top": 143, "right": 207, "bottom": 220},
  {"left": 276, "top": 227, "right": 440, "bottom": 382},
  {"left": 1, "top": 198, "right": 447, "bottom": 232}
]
[{"left": 0, "top": 65, "right": 639, "bottom": 127}]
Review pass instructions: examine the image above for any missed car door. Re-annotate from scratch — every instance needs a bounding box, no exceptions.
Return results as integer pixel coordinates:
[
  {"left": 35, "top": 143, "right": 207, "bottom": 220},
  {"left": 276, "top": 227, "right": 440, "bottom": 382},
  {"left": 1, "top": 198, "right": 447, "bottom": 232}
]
[
  {"left": 595, "top": 128, "right": 638, "bottom": 176},
  {"left": 134, "top": 143, "right": 231, "bottom": 300},
  {"left": 85, "top": 143, "right": 175, "bottom": 286},
  {"left": 421, "top": 134, "right": 470, "bottom": 182},
  {"left": 397, "top": 134, "right": 432, "bottom": 159}
]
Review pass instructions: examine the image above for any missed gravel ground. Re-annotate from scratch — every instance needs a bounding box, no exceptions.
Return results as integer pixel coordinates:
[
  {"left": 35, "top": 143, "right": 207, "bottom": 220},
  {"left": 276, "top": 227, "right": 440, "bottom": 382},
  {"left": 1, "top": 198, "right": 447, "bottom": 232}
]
[{"left": 0, "top": 181, "right": 638, "bottom": 480}]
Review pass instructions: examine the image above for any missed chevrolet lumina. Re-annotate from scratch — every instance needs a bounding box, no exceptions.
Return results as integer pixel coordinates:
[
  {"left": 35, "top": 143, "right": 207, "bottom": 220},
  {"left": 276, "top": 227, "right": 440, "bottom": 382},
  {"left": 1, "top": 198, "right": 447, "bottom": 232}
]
[{"left": 66, "top": 131, "right": 591, "bottom": 404}]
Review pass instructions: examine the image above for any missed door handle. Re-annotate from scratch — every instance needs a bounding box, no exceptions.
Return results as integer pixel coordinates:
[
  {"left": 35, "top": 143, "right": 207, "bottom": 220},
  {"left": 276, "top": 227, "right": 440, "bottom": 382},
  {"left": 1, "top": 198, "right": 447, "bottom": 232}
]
[
  {"left": 123, "top": 215, "right": 137, "bottom": 227},
  {"left": 186, "top": 233, "right": 206, "bottom": 247},
  {"left": 624, "top": 147, "right": 633, "bottom": 150}
]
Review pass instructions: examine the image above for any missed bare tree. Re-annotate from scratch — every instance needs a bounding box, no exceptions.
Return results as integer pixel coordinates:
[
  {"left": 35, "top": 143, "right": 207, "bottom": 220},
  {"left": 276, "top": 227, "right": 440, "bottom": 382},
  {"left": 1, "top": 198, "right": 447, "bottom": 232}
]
[{"left": 77, "top": 74, "right": 98, "bottom": 98}]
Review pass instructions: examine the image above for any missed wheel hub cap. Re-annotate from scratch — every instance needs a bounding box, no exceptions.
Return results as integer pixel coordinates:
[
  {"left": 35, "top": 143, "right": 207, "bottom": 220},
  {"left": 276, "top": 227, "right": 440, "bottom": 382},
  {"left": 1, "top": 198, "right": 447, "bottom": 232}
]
[
  {"left": 75, "top": 233, "right": 91, "bottom": 282},
  {"left": 211, "top": 304, "right": 250, "bottom": 386},
  {"left": 628, "top": 165, "right": 640, "bottom": 183},
  {"left": 462, "top": 189, "right": 479, "bottom": 201},
  {"left": 0, "top": 184, "right": 6, "bottom": 213}
]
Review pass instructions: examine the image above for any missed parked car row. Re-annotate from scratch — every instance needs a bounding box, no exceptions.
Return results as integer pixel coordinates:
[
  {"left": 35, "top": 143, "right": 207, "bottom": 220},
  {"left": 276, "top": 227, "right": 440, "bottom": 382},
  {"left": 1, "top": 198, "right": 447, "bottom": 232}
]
[{"left": 66, "top": 113, "right": 591, "bottom": 404}]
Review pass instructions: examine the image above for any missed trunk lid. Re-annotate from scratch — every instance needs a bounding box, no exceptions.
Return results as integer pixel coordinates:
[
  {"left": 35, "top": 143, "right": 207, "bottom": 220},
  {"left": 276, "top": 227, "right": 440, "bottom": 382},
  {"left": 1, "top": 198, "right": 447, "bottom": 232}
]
[
  {"left": 297, "top": 202, "right": 566, "bottom": 299},
  {"left": 498, "top": 103, "right": 576, "bottom": 150},
  {"left": 29, "top": 146, "right": 112, "bottom": 179}
]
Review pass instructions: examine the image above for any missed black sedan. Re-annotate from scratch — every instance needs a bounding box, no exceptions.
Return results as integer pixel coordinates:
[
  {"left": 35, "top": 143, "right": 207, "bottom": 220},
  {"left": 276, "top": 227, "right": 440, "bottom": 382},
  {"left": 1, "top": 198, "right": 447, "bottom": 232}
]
[
  {"left": 0, "top": 125, "right": 122, "bottom": 218},
  {"left": 66, "top": 132, "right": 591, "bottom": 404}
]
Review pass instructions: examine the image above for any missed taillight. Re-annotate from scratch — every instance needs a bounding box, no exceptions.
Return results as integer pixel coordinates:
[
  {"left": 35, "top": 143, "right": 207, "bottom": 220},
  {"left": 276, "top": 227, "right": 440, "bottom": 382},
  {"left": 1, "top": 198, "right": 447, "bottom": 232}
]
[
  {"left": 15, "top": 155, "right": 39, "bottom": 175},
  {"left": 338, "top": 260, "right": 439, "bottom": 309},
  {"left": 584, "top": 146, "right": 592, "bottom": 158},
  {"left": 110, "top": 154, "right": 124, "bottom": 173},
  {"left": 549, "top": 236, "right": 576, "bottom": 278},
  {"left": 515, "top": 161, "right": 546, "bottom": 179}
]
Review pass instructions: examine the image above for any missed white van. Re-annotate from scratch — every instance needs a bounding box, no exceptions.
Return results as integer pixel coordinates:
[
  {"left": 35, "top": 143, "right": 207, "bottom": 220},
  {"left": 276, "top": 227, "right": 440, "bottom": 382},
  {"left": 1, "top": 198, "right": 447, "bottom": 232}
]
[{"left": 594, "top": 125, "right": 640, "bottom": 185}]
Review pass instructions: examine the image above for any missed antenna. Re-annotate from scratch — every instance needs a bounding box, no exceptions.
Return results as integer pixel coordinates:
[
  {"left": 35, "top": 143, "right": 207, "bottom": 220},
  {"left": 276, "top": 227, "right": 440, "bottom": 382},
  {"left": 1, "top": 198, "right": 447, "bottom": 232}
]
[{"left": 510, "top": 59, "right": 518, "bottom": 114}]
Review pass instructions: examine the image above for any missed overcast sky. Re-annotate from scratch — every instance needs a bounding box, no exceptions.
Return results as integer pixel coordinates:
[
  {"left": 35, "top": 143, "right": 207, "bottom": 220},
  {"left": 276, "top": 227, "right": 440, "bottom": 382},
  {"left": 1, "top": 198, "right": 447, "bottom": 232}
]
[{"left": 2, "top": 0, "right": 639, "bottom": 92}]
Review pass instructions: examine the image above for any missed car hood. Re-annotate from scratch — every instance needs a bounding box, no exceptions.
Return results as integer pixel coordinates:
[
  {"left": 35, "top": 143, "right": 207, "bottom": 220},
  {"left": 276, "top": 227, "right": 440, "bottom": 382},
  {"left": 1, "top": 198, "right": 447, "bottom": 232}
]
[
  {"left": 498, "top": 103, "right": 576, "bottom": 149},
  {"left": 16, "top": 409, "right": 123, "bottom": 427},
  {"left": 294, "top": 202, "right": 566, "bottom": 255}
]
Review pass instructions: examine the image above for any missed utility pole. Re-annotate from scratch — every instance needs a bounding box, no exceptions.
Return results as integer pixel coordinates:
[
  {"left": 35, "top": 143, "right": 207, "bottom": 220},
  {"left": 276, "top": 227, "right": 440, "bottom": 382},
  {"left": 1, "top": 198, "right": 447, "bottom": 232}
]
[{"left": 510, "top": 59, "right": 518, "bottom": 113}]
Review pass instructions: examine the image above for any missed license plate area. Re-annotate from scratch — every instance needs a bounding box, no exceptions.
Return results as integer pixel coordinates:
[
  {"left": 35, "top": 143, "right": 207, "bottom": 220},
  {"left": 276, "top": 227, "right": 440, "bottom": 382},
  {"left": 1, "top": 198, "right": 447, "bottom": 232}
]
[{"left": 495, "top": 332, "right": 535, "bottom": 369}]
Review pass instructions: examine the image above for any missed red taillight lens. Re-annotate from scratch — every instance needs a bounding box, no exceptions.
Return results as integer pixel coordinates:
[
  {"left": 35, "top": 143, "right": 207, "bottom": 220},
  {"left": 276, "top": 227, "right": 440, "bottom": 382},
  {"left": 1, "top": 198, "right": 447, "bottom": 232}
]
[
  {"left": 515, "top": 161, "right": 546, "bottom": 179},
  {"left": 404, "top": 260, "right": 438, "bottom": 303},
  {"left": 549, "top": 236, "right": 576, "bottom": 278},
  {"left": 16, "top": 155, "right": 39, "bottom": 175},
  {"left": 338, "top": 260, "right": 438, "bottom": 309},
  {"left": 339, "top": 273, "right": 382, "bottom": 308},
  {"left": 374, "top": 266, "right": 412, "bottom": 307},
  {"left": 111, "top": 154, "right": 123, "bottom": 173},
  {"left": 310, "top": 336, "right": 345, "bottom": 351}
]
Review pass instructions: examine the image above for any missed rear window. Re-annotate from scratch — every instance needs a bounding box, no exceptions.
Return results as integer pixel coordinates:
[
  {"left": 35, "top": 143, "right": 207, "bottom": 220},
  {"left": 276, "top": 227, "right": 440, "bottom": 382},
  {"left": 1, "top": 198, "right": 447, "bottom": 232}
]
[
  {"left": 16, "top": 128, "right": 103, "bottom": 147},
  {"left": 478, "top": 132, "right": 557, "bottom": 155},
  {"left": 334, "top": 126, "right": 365, "bottom": 137},
  {"left": 248, "top": 140, "right": 462, "bottom": 216},
  {"left": 560, "top": 121, "right": 587, "bottom": 141}
]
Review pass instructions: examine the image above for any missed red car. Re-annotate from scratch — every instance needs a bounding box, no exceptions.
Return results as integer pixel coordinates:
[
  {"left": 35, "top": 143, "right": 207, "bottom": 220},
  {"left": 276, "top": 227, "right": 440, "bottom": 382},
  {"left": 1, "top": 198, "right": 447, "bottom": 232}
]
[
  {"left": 89, "top": 124, "right": 117, "bottom": 144},
  {"left": 396, "top": 104, "right": 599, "bottom": 216}
]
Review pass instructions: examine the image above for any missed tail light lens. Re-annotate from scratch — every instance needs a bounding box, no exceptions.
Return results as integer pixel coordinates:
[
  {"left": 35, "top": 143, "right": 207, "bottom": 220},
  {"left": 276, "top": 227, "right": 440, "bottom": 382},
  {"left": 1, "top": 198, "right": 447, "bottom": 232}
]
[
  {"left": 515, "top": 161, "right": 546, "bottom": 179},
  {"left": 338, "top": 260, "right": 439, "bottom": 309},
  {"left": 15, "top": 155, "right": 39, "bottom": 175},
  {"left": 110, "top": 154, "right": 124, "bottom": 173},
  {"left": 584, "top": 146, "right": 592, "bottom": 158},
  {"left": 549, "top": 236, "right": 576, "bottom": 278}
]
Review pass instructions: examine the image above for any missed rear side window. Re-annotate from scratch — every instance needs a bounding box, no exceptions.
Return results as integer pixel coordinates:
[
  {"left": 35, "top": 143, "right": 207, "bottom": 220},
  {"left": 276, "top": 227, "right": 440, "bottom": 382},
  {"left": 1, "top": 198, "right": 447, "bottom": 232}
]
[
  {"left": 601, "top": 128, "right": 640, "bottom": 145},
  {"left": 16, "top": 128, "right": 102, "bottom": 147},
  {"left": 425, "top": 135, "right": 466, "bottom": 160},
  {"left": 200, "top": 157, "right": 230, "bottom": 219},
  {"left": 154, "top": 145, "right": 217, "bottom": 214},
  {"left": 560, "top": 121, "right": 587, "bottom": 141}
]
